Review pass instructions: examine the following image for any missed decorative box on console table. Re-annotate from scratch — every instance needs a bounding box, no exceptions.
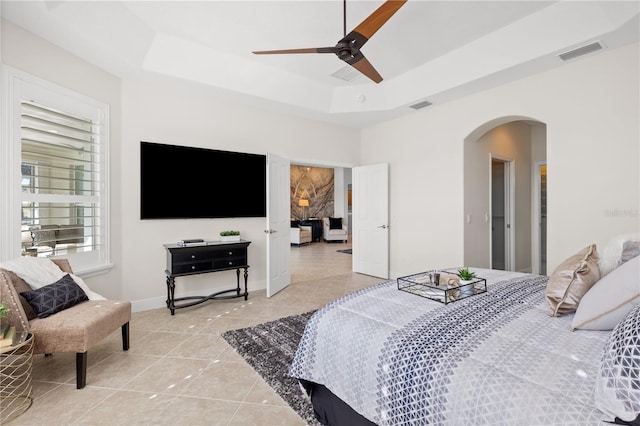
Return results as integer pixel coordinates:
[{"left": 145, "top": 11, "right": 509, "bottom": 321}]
[{"left": 397, "top": 270, "right": 486, "bottom": 304}]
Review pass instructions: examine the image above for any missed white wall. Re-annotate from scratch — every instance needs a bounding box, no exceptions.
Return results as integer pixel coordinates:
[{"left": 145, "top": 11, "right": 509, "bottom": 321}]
[
  {"left": 362, "top": 42, "right": 639, "bottom": 278},
  {"left": 345, "top": 167, "right": 353, "bottom": 234},
  {"left": 121, "top": 74, "right": 360, "bottom": 310},
  {"left": 334, "top": 167, "right": 346, "bottom": 221},
  {"left": 333, "top": 166, "right": 352, "bottom": 228}
]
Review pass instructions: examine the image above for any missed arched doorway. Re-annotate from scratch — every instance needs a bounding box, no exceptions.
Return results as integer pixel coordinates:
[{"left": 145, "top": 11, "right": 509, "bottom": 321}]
[{"left": 463, "top": 117, "right": 547, "bottom": 274}]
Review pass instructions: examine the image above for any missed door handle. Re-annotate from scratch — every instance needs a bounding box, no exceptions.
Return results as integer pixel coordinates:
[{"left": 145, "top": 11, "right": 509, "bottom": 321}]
[
  {"left": 378, "top": 225, "right": 388, "bottom": 229},
  {"left": 264, "top": 229, "right": 277, "bottom": 234}
]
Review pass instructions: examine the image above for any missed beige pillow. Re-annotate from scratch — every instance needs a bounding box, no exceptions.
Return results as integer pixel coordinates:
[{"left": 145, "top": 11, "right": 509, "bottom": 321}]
[
  {"left": 571, "top": 255, "right": 640, "bottom": 330},
  {"left": 545, "top": 244, "right": 600, "bottom": 316}
]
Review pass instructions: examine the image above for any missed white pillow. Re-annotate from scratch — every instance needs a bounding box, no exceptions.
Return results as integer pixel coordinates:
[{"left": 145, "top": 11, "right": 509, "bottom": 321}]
[
  {"left": 0, "top": 257, "right": 63, "bottom": 286},
  {"left": 571, "top": 255, "right": 640, "bottom": 331},
  {"left": 599, "top": 233, "right": 640, "bottom": 277},
  {"left": 619, "top": 240, "right": 640, "bottom": 266}
]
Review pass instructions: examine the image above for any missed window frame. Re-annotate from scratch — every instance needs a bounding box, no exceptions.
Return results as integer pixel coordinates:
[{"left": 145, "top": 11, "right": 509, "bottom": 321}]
[{"left": 1, "top": 66, "right": 111, "bottom": 276}]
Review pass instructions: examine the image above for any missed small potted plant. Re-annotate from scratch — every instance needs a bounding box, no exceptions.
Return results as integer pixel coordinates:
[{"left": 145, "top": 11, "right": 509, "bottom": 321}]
[
  {"left": 457, "top": 267, "right": 476, "bottom": 297},
  {"left": 220, "top": 230, "right": 241, "bottom": 242}
]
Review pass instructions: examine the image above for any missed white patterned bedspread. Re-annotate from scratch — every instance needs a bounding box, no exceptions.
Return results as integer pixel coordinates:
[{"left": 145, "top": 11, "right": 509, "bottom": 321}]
[{"left": 289, "top": 268, "right": 612, "bottom": 425}]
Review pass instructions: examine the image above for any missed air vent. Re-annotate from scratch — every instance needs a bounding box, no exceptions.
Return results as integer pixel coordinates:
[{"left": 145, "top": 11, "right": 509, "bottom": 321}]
[
  {"left": 409, "top": 100, "right": 432, "bottom": 110},
  {"left": 331, "top": 66, "right": 361, "bottom": 82},
  {"left": 558, "top": 42, "right": 603, "bottom": 61}
]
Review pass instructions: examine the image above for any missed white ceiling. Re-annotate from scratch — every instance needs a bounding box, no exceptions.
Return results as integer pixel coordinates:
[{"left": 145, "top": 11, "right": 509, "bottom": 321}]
[{"left": 2, "top": 1, "right": 639, "bottom": 128}]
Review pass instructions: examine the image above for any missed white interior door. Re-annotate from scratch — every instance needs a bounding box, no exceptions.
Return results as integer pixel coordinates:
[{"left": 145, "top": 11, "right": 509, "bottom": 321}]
[
  {"left": 266, "top": 153, "right": 290, "bottom": 297},
  {"left": 352, "top": 163, "right": 389, "bottom": 279}
]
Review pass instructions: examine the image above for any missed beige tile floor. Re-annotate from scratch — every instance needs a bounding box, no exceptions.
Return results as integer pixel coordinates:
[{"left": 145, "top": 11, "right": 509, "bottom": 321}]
[{"left": 10, "top": 239, "right": 382, "bottom": 426}]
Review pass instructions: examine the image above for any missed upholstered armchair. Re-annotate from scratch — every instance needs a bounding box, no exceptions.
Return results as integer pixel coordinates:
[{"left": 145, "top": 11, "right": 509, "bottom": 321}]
[
  {"left": 291, "top": 223, "right": 312, "bottom": 246},
  {"left": 0, "top": 259, "right": 131, "bottom": 389},
  {"left": 322, "top": 217, "right": 348, "bottom": 243}
]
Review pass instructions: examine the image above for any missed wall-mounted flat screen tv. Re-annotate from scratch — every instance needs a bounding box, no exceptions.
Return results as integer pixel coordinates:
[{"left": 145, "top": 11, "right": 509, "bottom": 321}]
[{"left": 140, "top": 141, "right": 266, "bottom": 219}]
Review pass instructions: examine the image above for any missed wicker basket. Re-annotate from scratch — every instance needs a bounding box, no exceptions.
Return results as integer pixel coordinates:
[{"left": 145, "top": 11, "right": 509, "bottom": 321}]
[{"left": 0, "top": 333, "right": 34, "bottom": 424}]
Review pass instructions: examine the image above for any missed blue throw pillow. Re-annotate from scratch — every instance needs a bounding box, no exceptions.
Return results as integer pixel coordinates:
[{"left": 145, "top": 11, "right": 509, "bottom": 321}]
[
  {"left": 20, "top": 274, "right": 89, "bottom": 319},
  {"left": 329, "top": 217, "right": 343, "bottom": 230}
]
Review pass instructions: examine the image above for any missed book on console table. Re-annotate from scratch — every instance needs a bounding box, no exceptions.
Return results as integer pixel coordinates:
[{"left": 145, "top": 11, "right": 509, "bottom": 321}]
[{"left": 177, "top": 239, "right": 206, "bottom": 247}]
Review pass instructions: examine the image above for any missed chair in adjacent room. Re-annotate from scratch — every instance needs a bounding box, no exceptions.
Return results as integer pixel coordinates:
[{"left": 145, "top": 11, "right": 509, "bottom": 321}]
[
  {"left": 291, "top": 221, "right": 312, "bottom": 246},
  {"left": 322, "top": 217, "right": 348, "bottom": 243}
]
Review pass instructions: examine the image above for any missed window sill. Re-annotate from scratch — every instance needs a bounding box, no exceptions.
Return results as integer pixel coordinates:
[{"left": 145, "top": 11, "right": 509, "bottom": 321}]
[{"left": 74, "top": 262, "right": 114, "bottom": 278}]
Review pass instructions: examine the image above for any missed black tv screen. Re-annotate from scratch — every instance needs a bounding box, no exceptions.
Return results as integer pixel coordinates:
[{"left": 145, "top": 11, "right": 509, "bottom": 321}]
[{"left": 140, "top": 141, "right": 266, "bottom": 219}]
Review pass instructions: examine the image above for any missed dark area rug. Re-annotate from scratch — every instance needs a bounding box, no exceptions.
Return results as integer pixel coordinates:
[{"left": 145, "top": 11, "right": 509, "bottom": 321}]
[
  {"left": 337, "top": 249, "right": 352, "bottom": 254},
  {"left": 221, "top": 311, "right": 320, "bottom": 425}
]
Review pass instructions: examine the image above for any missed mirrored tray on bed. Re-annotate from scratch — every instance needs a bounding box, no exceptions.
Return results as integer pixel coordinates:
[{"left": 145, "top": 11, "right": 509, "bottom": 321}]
[{"left": 397, "top": 270, "right": 487, "bottom": 304}]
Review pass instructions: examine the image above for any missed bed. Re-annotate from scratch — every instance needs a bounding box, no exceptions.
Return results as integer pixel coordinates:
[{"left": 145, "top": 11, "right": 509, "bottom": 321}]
[{"left": 289, "top": 261, "right": 640, "bottom": 426}]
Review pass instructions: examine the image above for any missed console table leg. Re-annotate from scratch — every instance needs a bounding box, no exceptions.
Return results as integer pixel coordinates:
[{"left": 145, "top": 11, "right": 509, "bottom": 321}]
[
  {"left": 167, "top": 276, "right": 176, "bottom": 315},
  {"left": 165, "top": 276, "right": 171, "bottom": 308},
  {"left": 243, "top": 267, "right": 249, "bottom": 300},
  {"left": 236, "top": 268, "right": 241, "bottom": 297}
]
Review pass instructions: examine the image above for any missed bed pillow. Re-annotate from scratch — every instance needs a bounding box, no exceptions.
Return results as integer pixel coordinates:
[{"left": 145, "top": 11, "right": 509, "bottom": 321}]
[
  {"left": 20, "top": 274, "right": 88, "bottom": 319},
  {"left": 619, "top": 240, "right": 640, "bottom": 266},
  {"left": 571, "top": 255, "right": 640, "bottom": 330},
  {"left": 545, "top": 244, "right": 600, "bottom": 316},
  {"left": 595, "top": 304, "right": 640, "bottom": 423},
  {"left": 329, "top": 217, "right": 343, "bottom": 230},
  {"left": 600, "top": 233, "right": 640, "bottom": 277}
]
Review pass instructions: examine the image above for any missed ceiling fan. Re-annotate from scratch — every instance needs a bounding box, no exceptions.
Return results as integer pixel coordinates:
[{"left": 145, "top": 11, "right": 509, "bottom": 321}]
[{"left": 252, "top": 0, "right": 408, "bottom": 84}]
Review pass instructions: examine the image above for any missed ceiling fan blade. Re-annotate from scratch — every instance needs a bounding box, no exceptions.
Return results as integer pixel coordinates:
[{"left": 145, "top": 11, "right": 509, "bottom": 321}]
[
  {"left": 350, "top": 0, "right": 407, "bottom": 46},
  {"left": 253, "top": 47, "right": 338, "bottom": 55},
  {"left": 347, "top": 53, "right": 383, "bottom": 84}
]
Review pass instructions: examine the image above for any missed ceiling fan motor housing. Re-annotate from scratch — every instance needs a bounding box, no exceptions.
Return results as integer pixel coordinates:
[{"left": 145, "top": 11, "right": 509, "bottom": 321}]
[
  {"left": 336, "top": 31, "right": 368, "bottom": 61},
  {"left": 336, "top": 41, "right": 358, "bottom": 61}
]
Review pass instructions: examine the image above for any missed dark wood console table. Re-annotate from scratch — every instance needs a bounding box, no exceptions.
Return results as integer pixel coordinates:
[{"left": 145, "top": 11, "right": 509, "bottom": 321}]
[{"left": 163, "top": 240, "right": 250, "bottom": 315}]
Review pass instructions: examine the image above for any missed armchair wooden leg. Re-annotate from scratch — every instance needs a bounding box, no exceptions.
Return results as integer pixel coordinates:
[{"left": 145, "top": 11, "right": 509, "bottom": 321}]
[
  {"left": 76, "top": 352, "right": 87, "bottom": 389},
  {"left": 121, "top": 322, "right": 130, "bottom": 351}
]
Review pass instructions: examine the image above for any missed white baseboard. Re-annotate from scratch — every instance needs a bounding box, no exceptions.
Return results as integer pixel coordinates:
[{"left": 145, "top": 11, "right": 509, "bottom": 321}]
[{"left": 131, "top": 296, "right": 167, "bottom": 313}]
